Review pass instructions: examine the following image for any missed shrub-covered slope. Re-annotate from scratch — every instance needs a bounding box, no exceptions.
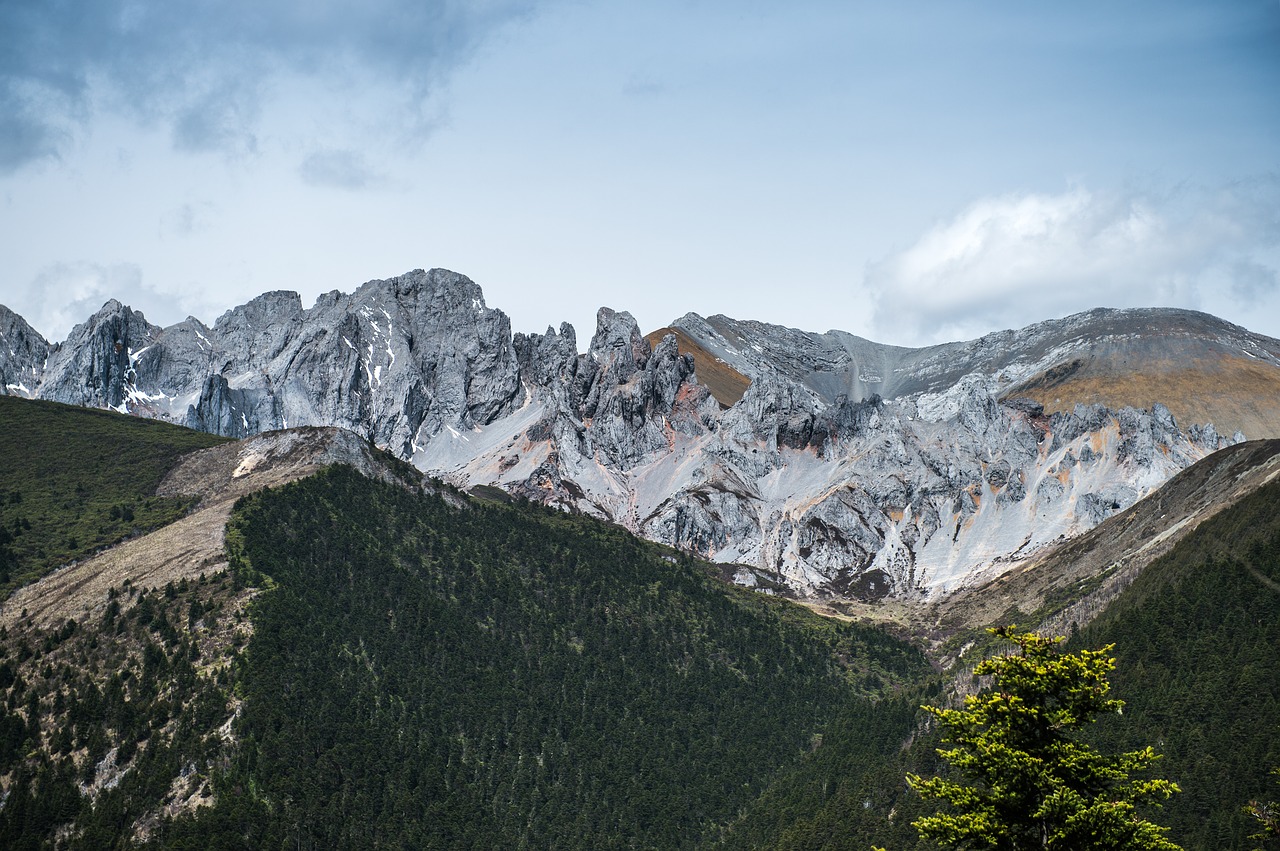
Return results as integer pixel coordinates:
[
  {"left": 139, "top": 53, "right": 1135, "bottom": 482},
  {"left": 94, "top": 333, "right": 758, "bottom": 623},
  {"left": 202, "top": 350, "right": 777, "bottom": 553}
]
[{"left": 0, "top": 396, "right": 229, "bottom": 596}]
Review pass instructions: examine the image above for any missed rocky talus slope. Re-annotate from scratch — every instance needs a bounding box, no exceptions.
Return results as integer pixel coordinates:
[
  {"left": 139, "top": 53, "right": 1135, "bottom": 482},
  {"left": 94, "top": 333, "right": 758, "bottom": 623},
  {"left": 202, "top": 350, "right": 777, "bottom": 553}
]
[
  {"left": 4, "top": 269, "right": 1278, "bottom": 599},
  {"left": 929, "top": 437, "right": 1280, "bottom": 638}
]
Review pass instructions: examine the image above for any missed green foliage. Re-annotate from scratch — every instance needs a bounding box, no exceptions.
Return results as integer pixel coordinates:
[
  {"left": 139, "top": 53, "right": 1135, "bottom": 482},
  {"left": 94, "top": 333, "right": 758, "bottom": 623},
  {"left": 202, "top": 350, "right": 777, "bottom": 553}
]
[
  {"left": 150, "top": 466, "right": 931, "bottom": 849},
  {"left": 1075, "top": 479, "right": 1280, "bottom": 850},
  {"left": 908, "top": 627, "right": 1181, "bottom": 851},
  {"left": 714, "top": 689, "right": 939, "bottom": 850},
  {"left": 1245, "top": 768, "right": 1280, "bottom": 850},
  {"left": 0, "top": 396, "right": 229, "bottom": 596}
]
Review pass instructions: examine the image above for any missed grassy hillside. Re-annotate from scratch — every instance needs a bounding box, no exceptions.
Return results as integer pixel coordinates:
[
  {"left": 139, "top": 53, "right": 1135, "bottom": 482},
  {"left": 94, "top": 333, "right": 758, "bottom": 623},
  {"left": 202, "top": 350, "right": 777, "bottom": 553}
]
[{"left": 0, "top": 396, "right": 229, "bottom": 596}]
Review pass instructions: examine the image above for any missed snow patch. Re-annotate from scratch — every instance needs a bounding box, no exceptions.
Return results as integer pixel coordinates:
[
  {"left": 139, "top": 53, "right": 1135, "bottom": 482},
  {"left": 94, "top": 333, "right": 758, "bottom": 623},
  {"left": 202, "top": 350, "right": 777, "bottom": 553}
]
[
  {"left": 125, "top": 384, "right": 168, "bottom": 405},
  {"left": 233, "top": 452, "right": 265, "bottom": 478}
]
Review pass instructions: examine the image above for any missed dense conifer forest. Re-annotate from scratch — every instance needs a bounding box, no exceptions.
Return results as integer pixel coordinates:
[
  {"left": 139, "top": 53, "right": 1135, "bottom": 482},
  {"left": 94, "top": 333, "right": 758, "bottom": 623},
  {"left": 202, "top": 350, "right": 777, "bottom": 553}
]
[{"left": 151, "top": 467, "right": 929, "bottom": 848}]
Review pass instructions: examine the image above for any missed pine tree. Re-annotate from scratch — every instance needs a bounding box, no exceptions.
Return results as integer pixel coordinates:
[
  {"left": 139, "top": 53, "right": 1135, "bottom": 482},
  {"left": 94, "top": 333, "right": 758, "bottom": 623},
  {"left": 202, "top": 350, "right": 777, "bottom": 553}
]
[
  {"left": 906, "top": 626, "right": 1181, "bottom": 850},
  {"left": 1245, "top": 768, "right": 1280, "bottom": 850}
]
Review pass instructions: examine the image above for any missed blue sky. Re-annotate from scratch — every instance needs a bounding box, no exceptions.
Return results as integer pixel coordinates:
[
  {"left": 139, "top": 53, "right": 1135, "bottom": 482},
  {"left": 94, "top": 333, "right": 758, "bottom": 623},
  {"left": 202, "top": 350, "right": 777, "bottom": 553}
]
[{"left": 2, "top": 0, "right": 1277, "bottom": 347}]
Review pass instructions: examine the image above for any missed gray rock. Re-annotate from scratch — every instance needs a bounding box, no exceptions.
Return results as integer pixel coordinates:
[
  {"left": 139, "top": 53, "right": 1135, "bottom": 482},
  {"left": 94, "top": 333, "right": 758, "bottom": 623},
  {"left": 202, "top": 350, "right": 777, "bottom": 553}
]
[
  {"left": 6, "top": 271, "right": 1269, "bottom": 601},
  {"left": 38, "top": 300, "right": 161, "bottom": 410},
  {"left": 0, "top": 305, "right": 50, "bottom": 396}
]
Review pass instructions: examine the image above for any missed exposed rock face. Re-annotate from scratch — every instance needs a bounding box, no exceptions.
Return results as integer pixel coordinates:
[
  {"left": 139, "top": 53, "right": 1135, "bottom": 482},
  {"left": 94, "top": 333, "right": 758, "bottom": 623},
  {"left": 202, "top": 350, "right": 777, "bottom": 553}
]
[
  {"left": 0, "top": 304, "right": 50, "bottom": 396},
  {"left": 671, "top": 307, "right": 1280, "bottom": 441},
  {"left": 416, "top": 306, "right": 1240, "bottom": 600},
  {"left": 938, "top": 437, "right": 1280, "bottom": 638},
  {"left": 39, "top": 301, "right": 163, "bottom": 411},
  {"left": 15, "top": 272, "right": 1278, "bottom": 601},
  {"left": 36, "top": 269, "right": 524, "bottom": 454}
]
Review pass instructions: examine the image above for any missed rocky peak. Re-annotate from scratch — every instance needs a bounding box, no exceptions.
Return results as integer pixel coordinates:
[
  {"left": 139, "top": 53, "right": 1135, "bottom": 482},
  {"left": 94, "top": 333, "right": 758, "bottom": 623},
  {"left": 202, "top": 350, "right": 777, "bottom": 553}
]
[
  {"left": 588, "top": 308, "right": 650, "bottom": 373},
  {"left": 39, "top": 300, "right": 161, "bottom": 410},
  {"left": 0, "top": 304, "right": 50, "bottom": 396},
  {"left": 385, "top": 268, "right": 489, "bottom": 318},
  {"left": 513, "top": 323, "right": 579, "bottom": 398},
  {"left": 213, "top": 290, "right": 304, "bottom": 333},
  {"left": 211, "top": 290, "right": 304, "bottom": 372},
  {"left": 128, "top": 317, "right": 222, "bottom": 402},
  {"left": 575, "top": 312, "right": 714, "bottom": 469}
]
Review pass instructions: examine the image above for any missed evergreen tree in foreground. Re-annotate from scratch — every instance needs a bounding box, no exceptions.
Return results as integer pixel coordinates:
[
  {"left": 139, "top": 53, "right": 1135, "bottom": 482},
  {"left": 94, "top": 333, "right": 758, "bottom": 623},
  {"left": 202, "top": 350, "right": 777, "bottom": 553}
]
[
  {"left": 1246, "top": 768, "right": 1280, "bottom": 850},
  {"left": 905, "top": 626, "right": 1181, "bottom": 851}
]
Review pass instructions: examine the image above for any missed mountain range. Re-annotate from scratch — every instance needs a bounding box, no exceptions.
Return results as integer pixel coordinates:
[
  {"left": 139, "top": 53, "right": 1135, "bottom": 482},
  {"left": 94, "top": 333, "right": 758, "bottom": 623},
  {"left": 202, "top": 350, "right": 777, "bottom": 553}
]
[
  {"left": 4, "top": 268, "right": 1280, "bottom": 604},
  {"left": 2, "top": 267, "right": 1280, "bottom": 847}
]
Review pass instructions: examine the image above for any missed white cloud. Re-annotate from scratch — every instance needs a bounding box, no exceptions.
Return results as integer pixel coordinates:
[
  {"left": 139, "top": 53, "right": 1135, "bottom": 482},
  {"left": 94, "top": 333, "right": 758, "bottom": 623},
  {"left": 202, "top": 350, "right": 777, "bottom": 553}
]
[
  {"left": 0, "top": 0, "right": 541, "bottom": 173},
  {"left": 15, "top": 262, "right": 213, "bottom": 342},
  {"left": 865, "top": 179, "right": 1280, "bottom": 345}
]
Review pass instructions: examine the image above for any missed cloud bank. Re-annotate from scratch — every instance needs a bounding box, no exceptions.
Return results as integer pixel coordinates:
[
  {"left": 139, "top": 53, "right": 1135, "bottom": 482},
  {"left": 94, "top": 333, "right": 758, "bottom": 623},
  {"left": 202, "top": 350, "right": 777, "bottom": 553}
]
[
  {"left": 865, "top": 178, "right": 1280, "bottom": 345},
  {"left": 0, "top": 0, "right": 538, "bottom": 173}
]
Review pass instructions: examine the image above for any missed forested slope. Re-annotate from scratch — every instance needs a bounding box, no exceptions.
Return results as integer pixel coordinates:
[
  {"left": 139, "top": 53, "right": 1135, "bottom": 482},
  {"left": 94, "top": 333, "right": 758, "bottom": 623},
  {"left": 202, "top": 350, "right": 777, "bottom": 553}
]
[
  {"left": 151, "top": 467, "right": 929, "bottom": 849},
  {"left": 1074, "top": 476, "right": 1280, "bottom": 849},
  {"left": 717, "top": 474, "right": 1280, "bottom": 851}
]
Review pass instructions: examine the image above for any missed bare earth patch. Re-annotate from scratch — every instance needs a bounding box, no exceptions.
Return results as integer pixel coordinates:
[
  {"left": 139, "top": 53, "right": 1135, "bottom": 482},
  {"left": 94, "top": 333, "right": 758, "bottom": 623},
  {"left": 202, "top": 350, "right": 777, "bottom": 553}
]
[{"left": 0, "top": 426, "right": 410, "bottom": 631}]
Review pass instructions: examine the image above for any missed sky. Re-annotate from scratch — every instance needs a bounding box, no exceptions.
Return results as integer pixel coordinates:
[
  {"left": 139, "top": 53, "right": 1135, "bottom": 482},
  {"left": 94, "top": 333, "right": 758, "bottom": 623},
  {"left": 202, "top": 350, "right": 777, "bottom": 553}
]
[{"left": 1, "top": 0, "right": 1278, "bottom": 349}]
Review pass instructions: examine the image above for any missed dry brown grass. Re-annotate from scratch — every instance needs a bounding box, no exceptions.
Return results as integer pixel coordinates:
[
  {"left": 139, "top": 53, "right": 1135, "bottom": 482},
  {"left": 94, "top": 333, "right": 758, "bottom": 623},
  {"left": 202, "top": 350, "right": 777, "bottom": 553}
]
[
  {"left": 0, "top": 427, "right": 401, "bottom": 632},
  {"left": 1007, "top": 354, "right": 1280, "bottom": 439},
  {"left": 0, "top": 500, "right": 236, "bottom": 631},
  {"left": 645, "top": 327, "right": 751, "bottom": 407}
]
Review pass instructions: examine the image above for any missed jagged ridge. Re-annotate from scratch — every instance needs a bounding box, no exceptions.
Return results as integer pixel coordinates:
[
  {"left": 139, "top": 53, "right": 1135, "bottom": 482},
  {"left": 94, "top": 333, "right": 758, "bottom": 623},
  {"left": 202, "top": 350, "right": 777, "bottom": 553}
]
[{"left": 4, "top": 272, "right": 1278, "bottom": 600}]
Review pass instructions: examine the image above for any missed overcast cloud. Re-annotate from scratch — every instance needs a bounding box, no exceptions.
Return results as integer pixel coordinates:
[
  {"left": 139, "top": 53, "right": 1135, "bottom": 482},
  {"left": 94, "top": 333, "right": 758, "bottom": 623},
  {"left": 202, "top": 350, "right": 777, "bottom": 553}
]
[
  {"left": 1, "top": 1, "right": 1277, "bottom": 348},
  {"left": 865, "top": 179, "right": 1280, "bottom": 345},
  {"left": 0, "top": 0, "right": 537, "bottom": 172}
]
